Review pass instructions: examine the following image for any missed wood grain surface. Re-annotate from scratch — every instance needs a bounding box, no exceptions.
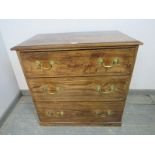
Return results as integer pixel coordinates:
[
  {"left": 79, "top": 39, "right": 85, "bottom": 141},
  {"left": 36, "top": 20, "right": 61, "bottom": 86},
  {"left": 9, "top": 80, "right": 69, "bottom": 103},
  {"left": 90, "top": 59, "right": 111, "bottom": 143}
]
[
  {"left": 11, "top": 31, "right": 142, "bottom": 51},
  {"left": 36, "top": 101, "right": 124, "bottom": 125},
  {"left": 11, "top": 31, "right": 142, "bottom": 126},
  {"left": 20, "top": 48, "right": 136, "bottom": 77},
  {"left": 28, "top": 76, "right": 130, "bottom": 101}
]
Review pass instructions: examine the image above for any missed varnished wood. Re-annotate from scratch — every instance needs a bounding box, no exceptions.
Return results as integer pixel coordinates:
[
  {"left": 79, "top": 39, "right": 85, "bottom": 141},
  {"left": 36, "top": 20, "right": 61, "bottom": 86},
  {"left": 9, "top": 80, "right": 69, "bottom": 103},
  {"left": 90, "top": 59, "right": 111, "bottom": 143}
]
[
  {"left": 28, "top": 76, "right": 130, "bottom": 102},
  {"left": 11, "top": 31, "right": 142, "bottom": 51},
  {"left": 36, "top": 101, "right": 124, "bottom": 125},
  {"left": 39, "top": 122, "right": 122, "bottom": 126},
  {"left": 11, "top": 31, "right": 142, "bottom": 126},
  {"left": 20, "top": 48, "right": 136, "bottom": 77}
]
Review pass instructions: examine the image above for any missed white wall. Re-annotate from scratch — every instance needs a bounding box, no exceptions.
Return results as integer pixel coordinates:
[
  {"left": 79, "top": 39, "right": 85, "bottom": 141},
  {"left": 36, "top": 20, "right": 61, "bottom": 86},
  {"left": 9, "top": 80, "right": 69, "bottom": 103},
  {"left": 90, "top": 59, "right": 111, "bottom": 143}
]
[
  {"left": 0, "top": 19, "right": 154, "bottom": 90},
  {"left": 0, "top": 32, "right": 19, "bottom": 119}
]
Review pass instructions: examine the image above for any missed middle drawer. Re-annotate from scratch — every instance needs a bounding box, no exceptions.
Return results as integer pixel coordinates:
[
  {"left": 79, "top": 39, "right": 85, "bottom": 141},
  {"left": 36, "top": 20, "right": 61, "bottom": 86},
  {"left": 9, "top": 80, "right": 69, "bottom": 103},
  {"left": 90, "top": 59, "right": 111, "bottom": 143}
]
[{"left": 28, "top": 76, "right": 129, "bottom": 101}]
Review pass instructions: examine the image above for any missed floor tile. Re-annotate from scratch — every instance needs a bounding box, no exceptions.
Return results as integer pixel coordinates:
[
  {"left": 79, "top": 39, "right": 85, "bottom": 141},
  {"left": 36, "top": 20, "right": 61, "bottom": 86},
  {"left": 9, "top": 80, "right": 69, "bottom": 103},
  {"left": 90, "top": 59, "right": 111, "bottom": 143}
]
[
  {"left": 19, "top": 96, "right": 33, "bottom": 104},
  {"left": 109, "top": 126, "right": 139, "bottom": 135},
  {"left": 126, "top": 95, "right": 153, "bottom": 104},
  {"left": 136, "top": 125, "right": 155, "bottom": 135},
  {"left": 132, "top": 104, "right": 155, "bottom": 115},
  {"left": 38, "top": 126, "right": 111, "bottom": 135},
  {"left": 123, "top": 103, "right": 135, "bottom": 114},
  {"left": 123, "top": 113, "right": 155, "bottom": 125}
]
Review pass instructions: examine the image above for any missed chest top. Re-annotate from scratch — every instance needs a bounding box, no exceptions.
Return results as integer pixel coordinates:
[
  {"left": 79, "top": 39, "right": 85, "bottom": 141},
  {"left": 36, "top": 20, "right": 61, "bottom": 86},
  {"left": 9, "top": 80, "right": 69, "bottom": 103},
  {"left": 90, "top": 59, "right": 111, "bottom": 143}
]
[{"left": 11, "top": 31, "right": 142, "bottom": 51}]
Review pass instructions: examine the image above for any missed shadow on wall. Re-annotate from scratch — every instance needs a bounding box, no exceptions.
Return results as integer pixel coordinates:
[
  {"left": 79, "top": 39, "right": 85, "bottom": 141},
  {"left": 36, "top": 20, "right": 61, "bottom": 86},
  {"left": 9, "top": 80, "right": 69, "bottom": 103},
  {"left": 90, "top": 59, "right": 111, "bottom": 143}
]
[{"left": 0, "top": 31, "right": 20, "bottom": 123}]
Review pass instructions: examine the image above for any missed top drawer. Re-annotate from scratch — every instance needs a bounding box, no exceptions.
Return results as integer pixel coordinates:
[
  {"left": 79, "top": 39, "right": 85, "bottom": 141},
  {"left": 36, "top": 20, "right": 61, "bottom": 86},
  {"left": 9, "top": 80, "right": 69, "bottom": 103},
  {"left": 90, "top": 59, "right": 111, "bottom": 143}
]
[{"left": 20, "top": 48, "right": 136, "bottom": 77}]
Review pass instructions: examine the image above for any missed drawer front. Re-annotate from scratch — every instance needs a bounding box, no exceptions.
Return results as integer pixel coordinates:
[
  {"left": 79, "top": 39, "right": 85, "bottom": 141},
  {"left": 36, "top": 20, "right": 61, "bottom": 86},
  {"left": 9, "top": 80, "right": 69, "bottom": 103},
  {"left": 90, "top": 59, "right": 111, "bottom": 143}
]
[
  {"left": 36, "top": 101, "right": 124, "bottom": 124},
  {"left": 21, "top": 48, "right": 136, "bottom": 77},
  {"left": 28, "top": 76, "right": 129, "bottom": 101}
]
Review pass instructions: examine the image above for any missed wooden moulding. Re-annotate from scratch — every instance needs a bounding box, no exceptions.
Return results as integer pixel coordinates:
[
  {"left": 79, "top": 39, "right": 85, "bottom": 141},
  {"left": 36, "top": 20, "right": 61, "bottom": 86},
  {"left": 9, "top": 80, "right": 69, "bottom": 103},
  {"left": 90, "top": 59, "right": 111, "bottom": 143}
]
[{"left": 11, "top": 31, "right": 143, "bottom": 51}]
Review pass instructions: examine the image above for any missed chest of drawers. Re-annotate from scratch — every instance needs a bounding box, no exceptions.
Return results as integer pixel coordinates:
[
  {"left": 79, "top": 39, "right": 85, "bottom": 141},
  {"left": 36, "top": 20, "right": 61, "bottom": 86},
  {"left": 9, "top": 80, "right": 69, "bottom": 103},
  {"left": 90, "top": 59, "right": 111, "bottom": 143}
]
[{"left": 11, "top": 31, "right": 142, "bottom": 126}]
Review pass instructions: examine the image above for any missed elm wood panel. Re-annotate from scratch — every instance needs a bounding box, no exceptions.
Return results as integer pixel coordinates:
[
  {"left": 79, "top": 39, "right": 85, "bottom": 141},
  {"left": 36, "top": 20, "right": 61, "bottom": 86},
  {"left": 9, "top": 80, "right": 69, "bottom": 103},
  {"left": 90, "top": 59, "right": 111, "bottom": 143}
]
[
  {"left": 11, "top": 31, "right": 142, "bottom": 51},
  {"left": 20, "top": 48, "right": 136, "bottom": 77},
  {"left": 36, "top": 101, "right": 124, "bottom": 124},
  {"left": 28, "top": 76, "right": 130, "bottom": 101}
]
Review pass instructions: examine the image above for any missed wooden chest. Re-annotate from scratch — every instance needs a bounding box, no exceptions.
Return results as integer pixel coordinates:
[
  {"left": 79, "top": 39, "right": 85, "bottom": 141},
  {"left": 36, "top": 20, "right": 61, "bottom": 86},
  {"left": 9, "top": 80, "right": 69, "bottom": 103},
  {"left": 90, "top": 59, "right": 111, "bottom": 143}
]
[{"left": 11, "top": 31, "right": 142, "bottom": 126}]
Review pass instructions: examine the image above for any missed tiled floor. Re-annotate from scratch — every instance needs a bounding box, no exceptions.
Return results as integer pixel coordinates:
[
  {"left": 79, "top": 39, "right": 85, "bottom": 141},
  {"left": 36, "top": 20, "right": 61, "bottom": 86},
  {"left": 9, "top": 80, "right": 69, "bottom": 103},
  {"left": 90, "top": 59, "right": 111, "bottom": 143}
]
[{"left": 0, "top": 94, "right": 155, "bottom": 135}]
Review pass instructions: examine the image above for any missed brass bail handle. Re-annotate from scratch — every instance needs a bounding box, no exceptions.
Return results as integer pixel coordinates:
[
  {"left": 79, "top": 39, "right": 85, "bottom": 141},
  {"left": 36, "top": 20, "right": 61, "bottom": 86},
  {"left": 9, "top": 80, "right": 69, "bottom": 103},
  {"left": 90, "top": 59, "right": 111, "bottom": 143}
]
[
  {"left": 96, "top": 84, "right": 115, "bottom": 94},
  {"left": 95, "top": 110, "right": 113, "bottom": 117},
  {"left": 35, "top": 60, "right": 54, "bottom": 70},
  {"left": 98, "top": 57, "right": 119, "bottom": 68},
  {"left": 42, "top": 85, "right": 60, "bottom": 95},
  {"left": 46, "top": 111, "right": 64, "bottom": 117}
]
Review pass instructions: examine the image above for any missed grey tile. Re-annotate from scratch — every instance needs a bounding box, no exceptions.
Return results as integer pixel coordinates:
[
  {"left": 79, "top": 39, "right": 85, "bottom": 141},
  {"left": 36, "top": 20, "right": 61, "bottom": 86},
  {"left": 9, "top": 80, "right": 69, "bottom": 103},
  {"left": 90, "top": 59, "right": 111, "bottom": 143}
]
[
  {"left": 126, "top": 95, "right": 153, "bottom": 104},
  {"left": 0, "top": 123, "right": 42, "bottom": 135},
  {"left": 136, "top": 125, "right": 155, "bottom": 135},
  {"left": 123, "top": 113, "right": 155, "bottom": 125},
  {"left": 19, "top": 96, "right": 33, "bottom": 104},
  {"left": 109, "top": 125, "right": 139, "bottom": 135},
  {"left": 14, "top": 102, "right": 37, "bottom": 115},
  {"left": 1, "top": 121, "right": 112, "bottom": 135},
  {"left": 132, "top": 104, "right": 155, "bottom": 115},
  {"left": 123, "top": 104, "right": 155, "bottom": 125},
  {"left": 39, "top": 126, "right": 112, "bottom": 135},
  {"left": 0, "top": 114, "right": 40, "bottom": 135},
  {"left": 110, "top": 125, "right": 155, "bottom": 135},
  {"left": 123, "top": 103, "right": 135, "bottom": 114}
]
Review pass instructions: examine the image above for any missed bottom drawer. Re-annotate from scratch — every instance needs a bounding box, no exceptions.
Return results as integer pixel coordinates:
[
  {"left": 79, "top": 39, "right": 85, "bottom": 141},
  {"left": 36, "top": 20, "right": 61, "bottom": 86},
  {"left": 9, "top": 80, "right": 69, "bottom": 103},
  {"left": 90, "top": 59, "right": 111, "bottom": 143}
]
[{"left": 35, "top": 101, "right": 125, "bottom": 125}]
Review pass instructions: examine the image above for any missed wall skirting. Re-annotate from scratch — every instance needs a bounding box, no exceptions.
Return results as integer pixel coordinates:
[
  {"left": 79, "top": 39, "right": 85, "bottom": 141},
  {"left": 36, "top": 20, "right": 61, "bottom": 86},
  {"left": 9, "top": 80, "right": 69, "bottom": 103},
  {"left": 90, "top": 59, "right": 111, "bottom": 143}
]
[
  {"left": 0, "top": 91, "right": 22, "bottom": 128},
  {"left": 21, "top": 89, "right": 31, "bottom": 96}
]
